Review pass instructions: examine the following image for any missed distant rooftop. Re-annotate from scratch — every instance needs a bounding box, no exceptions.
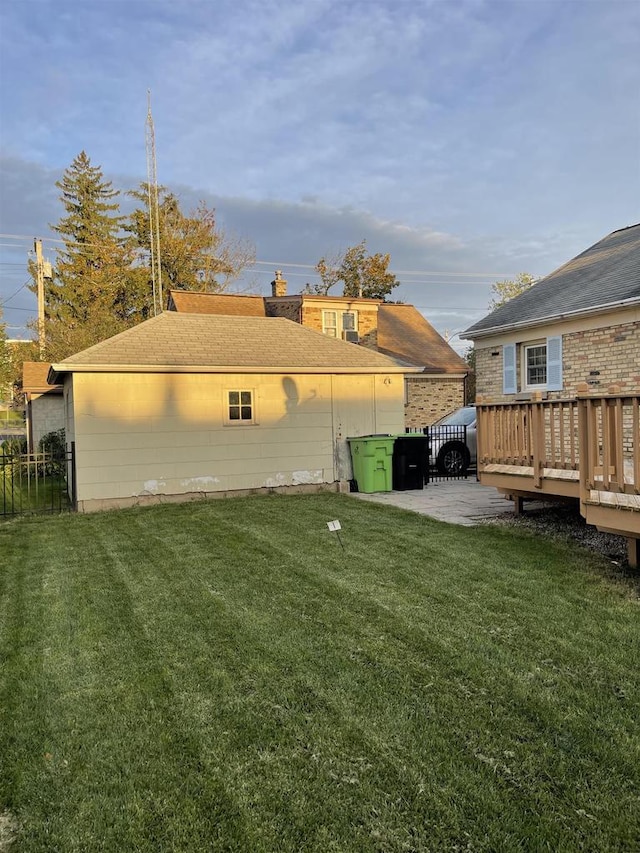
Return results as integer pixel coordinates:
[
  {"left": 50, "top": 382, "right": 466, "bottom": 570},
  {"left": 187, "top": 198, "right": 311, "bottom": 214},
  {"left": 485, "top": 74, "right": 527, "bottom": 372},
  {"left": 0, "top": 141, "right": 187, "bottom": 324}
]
[{"left": 463, "top": 224, "right": 640, "bottom": 338}]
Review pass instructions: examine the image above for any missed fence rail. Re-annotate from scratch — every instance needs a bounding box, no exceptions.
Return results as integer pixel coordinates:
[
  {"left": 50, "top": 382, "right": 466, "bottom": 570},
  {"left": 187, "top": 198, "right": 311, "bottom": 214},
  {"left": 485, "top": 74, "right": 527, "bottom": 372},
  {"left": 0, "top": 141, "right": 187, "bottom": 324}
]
[{"left": 1, "top": 445, "right": 75, "bottom": 518}]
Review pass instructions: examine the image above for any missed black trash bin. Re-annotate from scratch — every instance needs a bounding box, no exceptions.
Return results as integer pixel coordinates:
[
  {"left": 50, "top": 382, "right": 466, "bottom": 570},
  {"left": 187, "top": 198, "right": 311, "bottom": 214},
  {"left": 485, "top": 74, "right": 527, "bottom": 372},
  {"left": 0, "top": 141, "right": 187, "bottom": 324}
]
[{"left": 392, "top": 435, "right": 429, "bottom": 490}]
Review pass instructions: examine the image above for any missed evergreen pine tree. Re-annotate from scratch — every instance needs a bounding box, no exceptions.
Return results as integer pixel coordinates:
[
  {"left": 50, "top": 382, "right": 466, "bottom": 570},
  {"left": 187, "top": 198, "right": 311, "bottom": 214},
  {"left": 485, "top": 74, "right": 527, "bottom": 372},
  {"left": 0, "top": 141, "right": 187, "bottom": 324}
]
[{"left": 39, "top": 152, "right": 140, "bottom": 359}]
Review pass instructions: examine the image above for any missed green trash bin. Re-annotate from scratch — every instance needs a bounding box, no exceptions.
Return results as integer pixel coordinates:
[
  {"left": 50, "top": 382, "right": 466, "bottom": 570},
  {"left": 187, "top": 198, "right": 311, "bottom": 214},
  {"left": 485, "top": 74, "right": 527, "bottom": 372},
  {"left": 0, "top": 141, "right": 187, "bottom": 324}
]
[{"left": 348, "top": 435, "right": 396, "bottom": 493}]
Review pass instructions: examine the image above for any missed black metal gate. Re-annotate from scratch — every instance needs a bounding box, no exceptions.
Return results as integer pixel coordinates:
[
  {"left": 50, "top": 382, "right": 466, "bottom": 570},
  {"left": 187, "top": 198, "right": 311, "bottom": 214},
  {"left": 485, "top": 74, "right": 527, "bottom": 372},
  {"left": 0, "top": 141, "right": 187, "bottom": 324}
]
[
  {"left": 405, "top": 425, "right": 471, "bottom": 484},
  {"left": 1, "top": 443, "right": 75, "bottom": 518}
]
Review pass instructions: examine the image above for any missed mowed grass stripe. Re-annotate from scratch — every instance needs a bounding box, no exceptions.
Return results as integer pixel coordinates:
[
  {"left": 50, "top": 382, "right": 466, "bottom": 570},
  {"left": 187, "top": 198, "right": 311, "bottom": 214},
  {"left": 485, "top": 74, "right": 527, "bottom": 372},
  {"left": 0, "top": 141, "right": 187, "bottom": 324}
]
[{"left": 1, "top": 494, "right": 638, "bottom": 851}]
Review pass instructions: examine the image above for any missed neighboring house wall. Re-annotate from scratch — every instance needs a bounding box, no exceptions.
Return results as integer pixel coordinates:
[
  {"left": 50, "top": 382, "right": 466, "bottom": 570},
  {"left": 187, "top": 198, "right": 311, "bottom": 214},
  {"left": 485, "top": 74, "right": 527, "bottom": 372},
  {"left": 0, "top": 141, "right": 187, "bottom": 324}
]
[
  {"left": 475, "top": 310, "right": 640, "bottom": 402},
  {"left": 67, "top": 370, "right": 405, "bottom": 511},
  {"left": 266, "top": 297, "right": 380, "bottom": 348},
  {"left": 27, "top": 393, "right": 64, "bottom": 450},
  {"left": 264, "top": 299, "right": 301, "bottom": 323},
  {"left": 299, "top": 303, "right": 379, "bottom": 349},
  {"left": 405, "top": 376, "right": 466, "bottom": 427}
]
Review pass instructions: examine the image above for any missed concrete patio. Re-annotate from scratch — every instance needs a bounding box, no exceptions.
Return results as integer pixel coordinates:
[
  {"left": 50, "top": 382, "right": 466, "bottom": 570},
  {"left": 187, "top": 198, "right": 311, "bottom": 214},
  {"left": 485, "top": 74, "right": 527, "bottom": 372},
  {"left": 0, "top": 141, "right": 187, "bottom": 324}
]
[{"left": 350, "top": 478, "right": 547, "bottom": 526}]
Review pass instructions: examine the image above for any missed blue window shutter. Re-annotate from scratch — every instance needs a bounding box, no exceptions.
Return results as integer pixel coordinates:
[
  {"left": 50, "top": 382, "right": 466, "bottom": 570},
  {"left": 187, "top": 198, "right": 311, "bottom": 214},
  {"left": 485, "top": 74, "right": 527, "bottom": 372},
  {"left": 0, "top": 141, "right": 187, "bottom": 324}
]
[
  {"left": 546, "top": 335, "right": 563, "bottom": 391},
  {"left": 503, "top": 343, "right": 516, "bottom": 394}
]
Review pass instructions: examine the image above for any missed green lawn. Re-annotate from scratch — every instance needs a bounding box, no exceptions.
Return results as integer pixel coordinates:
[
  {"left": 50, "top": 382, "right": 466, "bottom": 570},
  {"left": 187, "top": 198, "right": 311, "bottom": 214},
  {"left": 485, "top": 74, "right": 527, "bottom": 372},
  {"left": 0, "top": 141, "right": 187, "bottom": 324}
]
[{"left": 1, "top": 494, "right": 638, "bottom": 852}]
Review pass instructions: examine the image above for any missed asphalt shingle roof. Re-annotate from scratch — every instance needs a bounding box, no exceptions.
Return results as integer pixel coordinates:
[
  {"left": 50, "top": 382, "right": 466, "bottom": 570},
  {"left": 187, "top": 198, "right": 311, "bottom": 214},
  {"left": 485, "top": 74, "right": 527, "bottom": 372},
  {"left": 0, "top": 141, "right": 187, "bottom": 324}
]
[
  {"left": 463, "top": 224, "right": 640, "bottom": 338},
  {"left": 377, "top": 304, "right": 468, "bottom": 373},
  {"left": 22, "top": 361, "right": 62, "bottom": 392},
  {"left": 168, "top": 290, "right": 267, "bottom": 316},
  {"left": 53, "top": 313, "right": 414, "bottom": 373}
]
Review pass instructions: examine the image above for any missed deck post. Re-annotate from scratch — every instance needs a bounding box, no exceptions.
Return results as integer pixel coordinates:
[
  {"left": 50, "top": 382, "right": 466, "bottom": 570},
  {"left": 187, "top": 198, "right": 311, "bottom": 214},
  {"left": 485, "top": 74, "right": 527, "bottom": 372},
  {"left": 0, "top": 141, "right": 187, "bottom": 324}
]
[
  {"left": 627, "top": 538, "right": 639, "bottom": 570},
  {"left": 577, "top": 396, "right": 589, "bottom": 511},
  {"left": 532, "top": 402, "right": 544, "bottom": 489}
]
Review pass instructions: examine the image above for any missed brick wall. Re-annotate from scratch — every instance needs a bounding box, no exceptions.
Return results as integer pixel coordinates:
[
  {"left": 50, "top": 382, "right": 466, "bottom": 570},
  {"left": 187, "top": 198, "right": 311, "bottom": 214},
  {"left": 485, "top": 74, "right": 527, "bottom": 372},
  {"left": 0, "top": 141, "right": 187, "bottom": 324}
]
[
  {"left": 265, "top": 299, "right": 301, "bottom": 323},
  {"left": 300, "top": 304, "right": 379, "bottom": 348},
  {"left": 404, "top": 377, "right": 465, "bottom": 427},
  {"left": 475, "top": 319, "right": 640, "bottom": 402},
  {"left": 563, "top": 320, "right": 640, "bottom": 395}
]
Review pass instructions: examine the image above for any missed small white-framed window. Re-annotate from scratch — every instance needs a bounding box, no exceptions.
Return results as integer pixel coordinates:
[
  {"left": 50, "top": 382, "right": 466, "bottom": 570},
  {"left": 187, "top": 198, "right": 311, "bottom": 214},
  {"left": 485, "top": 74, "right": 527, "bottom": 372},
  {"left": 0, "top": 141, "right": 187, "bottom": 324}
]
[
  {"left": 342, "top": 311, "right": 357, "bottom": 332},
  {"left": 322, "top": 310, "right": 338, "bottom": 337},
  {"left": 226, "top": 389, "right": 255, "bottom": 424},
  {"left": 322, "top": 310, "right": 359, "bottom": 338},
  {"left": 503, "top": 336, "right": 563, "bottom": 395},
  {"left": 524, "top": 343, "right": 547, "bottom": 389}
]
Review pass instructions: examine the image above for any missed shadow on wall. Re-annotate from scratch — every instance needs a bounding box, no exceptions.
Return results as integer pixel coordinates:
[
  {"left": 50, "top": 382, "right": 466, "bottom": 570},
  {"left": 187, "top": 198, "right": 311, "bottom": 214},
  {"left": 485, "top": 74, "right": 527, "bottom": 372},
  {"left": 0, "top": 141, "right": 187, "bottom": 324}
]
[{"left": 68, "top": 370, "right": 403, "bottom": 502}]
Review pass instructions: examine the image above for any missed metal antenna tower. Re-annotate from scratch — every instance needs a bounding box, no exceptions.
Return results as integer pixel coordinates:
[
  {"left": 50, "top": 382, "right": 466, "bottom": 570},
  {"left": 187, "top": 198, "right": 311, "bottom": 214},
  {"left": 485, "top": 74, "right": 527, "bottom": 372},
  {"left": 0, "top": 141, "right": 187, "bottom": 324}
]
[{"left": 145, "top": 90, "right": 163, "bottom": 314}]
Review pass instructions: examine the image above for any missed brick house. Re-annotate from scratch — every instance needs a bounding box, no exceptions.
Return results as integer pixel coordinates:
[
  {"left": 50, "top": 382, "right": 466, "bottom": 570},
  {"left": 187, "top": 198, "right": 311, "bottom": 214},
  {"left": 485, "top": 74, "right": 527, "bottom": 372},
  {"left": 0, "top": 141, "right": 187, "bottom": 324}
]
[
  {"left": 463, "top": 224, "right": 640, "bottom": 402},
  {"left": 168, "top": 276, "right": 468, "bottom": 427},
  {"left": 461, "top": 224, "right": 639, "bottom": 566}
]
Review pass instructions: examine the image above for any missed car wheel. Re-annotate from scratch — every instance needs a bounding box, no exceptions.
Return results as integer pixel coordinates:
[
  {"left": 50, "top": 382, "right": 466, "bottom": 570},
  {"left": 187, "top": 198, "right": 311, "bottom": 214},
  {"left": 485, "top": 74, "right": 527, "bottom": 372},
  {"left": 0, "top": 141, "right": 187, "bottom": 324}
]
[{"left": 436, "top": 443, "right": 470, "bottom": 476}]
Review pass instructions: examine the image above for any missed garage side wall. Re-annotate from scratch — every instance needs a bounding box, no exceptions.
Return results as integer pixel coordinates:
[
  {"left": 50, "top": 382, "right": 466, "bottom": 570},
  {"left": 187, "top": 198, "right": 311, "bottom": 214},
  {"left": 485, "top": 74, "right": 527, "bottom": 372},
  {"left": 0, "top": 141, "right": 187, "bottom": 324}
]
[{"left": 69, "top": 371, "right": 405, "bottom": 511}]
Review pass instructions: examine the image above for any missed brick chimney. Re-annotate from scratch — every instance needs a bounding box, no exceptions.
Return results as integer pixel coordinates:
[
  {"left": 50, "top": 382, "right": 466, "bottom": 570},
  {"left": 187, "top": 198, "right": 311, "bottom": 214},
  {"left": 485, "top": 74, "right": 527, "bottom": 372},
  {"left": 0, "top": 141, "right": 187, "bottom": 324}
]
[{"left": 271, "top": 270, "right": 287, "bottom": 297}]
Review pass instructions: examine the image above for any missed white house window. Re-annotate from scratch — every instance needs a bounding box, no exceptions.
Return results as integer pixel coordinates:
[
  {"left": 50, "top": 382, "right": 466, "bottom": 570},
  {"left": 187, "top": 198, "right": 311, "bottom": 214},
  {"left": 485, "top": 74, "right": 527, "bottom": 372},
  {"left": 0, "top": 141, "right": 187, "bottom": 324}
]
[
  {"left": 342, "top": 312, "right": 356, "bottom": 331},
  {"left": 227, "top": 390, "right": 254, "bottom": 423},
  {"left": 503, "top": 336, "right": 563, "bottom": 395},
  {"left": 322, "top": 310, "right": 338, "bottom": 337},
  {"left": 322, "top": 310, "right": 359, "bottom": 339},
  {"left": 524, "top": 343, "right": 547, "bottom": 388}
]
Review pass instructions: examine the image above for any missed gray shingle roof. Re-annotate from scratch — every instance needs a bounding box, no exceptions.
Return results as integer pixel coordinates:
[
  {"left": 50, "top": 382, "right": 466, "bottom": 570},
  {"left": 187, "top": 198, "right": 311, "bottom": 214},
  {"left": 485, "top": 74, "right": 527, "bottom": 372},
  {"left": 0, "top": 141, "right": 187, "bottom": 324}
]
[
  {"left": 463, "top": 224, "right": 640, "bottom": 338},
  {"left": 52, "top": 313, "right": 416, "bottom": 374}
]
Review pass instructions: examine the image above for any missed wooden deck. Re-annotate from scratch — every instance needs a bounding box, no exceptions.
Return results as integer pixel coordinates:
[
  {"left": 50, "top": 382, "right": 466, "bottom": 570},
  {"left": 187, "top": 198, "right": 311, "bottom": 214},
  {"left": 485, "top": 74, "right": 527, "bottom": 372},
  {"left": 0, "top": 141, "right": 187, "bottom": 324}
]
[{"left": 476, "top": 393, "right": 640, "bottom": 567}]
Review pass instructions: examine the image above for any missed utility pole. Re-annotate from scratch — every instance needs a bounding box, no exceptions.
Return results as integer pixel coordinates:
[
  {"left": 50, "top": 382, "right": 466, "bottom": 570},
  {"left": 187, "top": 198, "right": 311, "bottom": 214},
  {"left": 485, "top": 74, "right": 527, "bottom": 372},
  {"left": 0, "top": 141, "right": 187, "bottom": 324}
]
[
  {"left": 34, "top": 238, "right": 45, "bottom": 359},
  {"left": 146, "top": 91, "right": 162, "bottom": 314}
]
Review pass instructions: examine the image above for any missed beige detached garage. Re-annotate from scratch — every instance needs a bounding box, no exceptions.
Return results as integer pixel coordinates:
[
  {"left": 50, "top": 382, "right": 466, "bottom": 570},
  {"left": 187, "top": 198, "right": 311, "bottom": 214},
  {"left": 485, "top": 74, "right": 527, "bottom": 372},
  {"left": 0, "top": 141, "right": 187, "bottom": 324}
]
[{"left": 50, "top": 313, "right": 417, "bottom": 512}]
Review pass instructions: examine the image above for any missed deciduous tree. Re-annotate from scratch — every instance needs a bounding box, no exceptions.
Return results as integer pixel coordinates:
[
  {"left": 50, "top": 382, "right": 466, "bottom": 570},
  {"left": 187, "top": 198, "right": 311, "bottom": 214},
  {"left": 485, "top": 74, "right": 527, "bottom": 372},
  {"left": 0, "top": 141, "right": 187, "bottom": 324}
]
[
  {"left": 489, "top": 273, "right": 536, "bottom": 310},
  {"left": 126, "top": 186, "right": 255, "bottom": 294},
  {"left": 312, "top": 240, "right": 400, "bottom": 300}
]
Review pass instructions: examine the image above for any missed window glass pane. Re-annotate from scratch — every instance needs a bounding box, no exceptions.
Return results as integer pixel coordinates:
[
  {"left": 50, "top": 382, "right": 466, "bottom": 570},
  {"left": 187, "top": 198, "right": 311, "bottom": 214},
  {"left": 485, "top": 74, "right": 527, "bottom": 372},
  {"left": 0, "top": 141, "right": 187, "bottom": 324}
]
[
  {"left": 229, "top": 391, "right": 239, "bottom": 405},
  {"left": 240, "top": 391, "right": 252, "bottom": 405},
  {"left": 526, "top": 345, "right": 547, "bottom": 386},
  {"left": 240, "top": 406, "right": 252, "bottom": 420},
  {"left": 342, "top": 312, "right": 356, "bottom": 331},
  {"left": 229, "top": 407, "right": 240, "bottom": 420},
  {"left": 324, "top": 311, "right": 337, "bottom": 325}
]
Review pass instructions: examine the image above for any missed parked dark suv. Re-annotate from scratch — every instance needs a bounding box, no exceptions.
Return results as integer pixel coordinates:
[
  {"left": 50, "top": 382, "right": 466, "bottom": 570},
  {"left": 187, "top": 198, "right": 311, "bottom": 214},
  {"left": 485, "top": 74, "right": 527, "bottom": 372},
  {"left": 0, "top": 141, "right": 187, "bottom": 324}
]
[{"left": 429, "top": 406, "right": 477, "bottom": 476}]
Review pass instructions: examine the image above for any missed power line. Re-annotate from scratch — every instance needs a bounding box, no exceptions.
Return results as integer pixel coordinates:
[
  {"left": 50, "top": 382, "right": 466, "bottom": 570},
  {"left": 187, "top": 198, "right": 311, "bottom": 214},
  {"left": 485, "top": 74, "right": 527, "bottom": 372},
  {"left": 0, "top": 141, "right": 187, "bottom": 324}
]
[
  {"left": 250, "top": 260, "right": 518, "bottom": 277},
  {"left": 0, "top": 233, "right": 527, "bottom": 280}
]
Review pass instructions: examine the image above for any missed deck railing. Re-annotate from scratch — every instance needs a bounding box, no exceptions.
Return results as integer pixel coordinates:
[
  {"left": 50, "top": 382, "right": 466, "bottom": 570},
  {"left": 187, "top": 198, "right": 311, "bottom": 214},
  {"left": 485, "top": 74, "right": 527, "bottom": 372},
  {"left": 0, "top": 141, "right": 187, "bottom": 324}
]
[
  {"left": 477, "top": 399, "right": 580, "bottom": 487},
  {"left": 577, "top": 393, "right": 640, "bottom": 500},
  {"left": 477, "top": 393, "right": 639, "bottom": 498}
]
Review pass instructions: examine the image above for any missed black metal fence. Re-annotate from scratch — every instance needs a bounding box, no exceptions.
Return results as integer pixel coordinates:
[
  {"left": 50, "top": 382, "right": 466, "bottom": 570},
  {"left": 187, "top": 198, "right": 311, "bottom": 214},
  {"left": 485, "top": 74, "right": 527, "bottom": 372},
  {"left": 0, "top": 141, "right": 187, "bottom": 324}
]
[
  {"left": 1, "top": 444, "right": 75, "bottom": 518},
  {"left": 404, "top": 425, "right": 471, "bottom": 483}
]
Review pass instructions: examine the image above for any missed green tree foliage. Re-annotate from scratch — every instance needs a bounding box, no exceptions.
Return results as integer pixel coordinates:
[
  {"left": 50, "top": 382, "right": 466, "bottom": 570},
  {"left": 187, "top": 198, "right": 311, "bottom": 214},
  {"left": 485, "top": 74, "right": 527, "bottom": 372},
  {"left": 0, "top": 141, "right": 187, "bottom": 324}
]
[
  {"left": 126, "top": 186, "right": 255, "bottom": 294},
  {"left": 489, "top": 273, "right": 536, "bottom": 311},
  {"left": 35, "top": 151, "right": 139, "bottom": 360},
  {"left": 0, "top": 308, "right": 11, "bottom": 398},
  {"left": 312, "top": 240, "right": 400, "bottom": 300},
  {"left": 32, "top": 153, "right": 255, "bottom": 361}
]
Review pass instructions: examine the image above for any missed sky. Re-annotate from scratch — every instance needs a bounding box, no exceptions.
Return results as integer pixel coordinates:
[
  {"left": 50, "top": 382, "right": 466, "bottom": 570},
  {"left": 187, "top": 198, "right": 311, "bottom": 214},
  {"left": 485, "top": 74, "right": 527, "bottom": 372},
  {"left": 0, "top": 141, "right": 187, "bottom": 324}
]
[{"left": 0, "top": 0, "right": 638, "bottom": 353}]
